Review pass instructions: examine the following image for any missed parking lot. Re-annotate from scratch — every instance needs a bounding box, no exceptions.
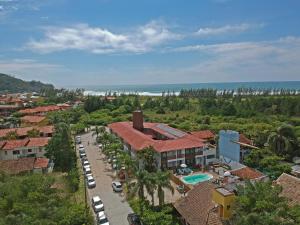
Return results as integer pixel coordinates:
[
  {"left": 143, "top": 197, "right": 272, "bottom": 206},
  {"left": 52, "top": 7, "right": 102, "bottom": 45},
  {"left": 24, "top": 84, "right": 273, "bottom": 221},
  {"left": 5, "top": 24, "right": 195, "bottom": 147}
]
[{"left": 78, "top": 132, "right": 133, "bottom": 225}]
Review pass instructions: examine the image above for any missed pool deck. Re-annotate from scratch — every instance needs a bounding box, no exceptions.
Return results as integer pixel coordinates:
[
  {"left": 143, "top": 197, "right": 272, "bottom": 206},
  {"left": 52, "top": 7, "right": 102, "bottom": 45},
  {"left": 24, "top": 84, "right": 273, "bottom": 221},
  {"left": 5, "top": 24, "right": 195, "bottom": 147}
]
[{"left": 175, "top": 170, "right": 220, "bottom": 189}]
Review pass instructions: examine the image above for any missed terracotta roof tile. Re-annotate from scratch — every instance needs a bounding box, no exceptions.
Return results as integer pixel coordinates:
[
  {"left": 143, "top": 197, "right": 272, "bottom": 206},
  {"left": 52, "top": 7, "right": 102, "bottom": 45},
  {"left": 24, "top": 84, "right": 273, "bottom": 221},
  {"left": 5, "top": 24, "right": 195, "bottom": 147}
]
[
  {"left": 0, "top": 137, "right": 49, "bottom": 150},
  {"left": 1, "top": 139, "right": 30, "bottom": 150},
  {"left": 0, "top": 158, "right": 35, "bottom": 174},
  {"left": 0, "top": 126, "right": 54, "bottom": 138},
  {"left": 19, "top": 105, "right": 63, "bottom": 115},
  {"left": 231, "top": 166, "right": 265, "bottom": 180},
  {"left": 21, "top": 115, "right": 46, "bottom": 123},
  {"left": 276, "top": 173, "right": 300, "bottom": 206},
  {"left": 34, "top": 158, "right": 49, "bottom": 169},
  {"left": 108, "top": 122, "right": 205, "bottom": 152},
  {"left": 173, "top": 182, "right": 223, "bottom": 225},
  {"left": 191, "top": 130, "right": 215, "bottom": 140},
  {"left": 239, "top": 134, "right": 252, "bottom": 145},
  {"left": 26, "top": 137, "right": 50, "bottom": 147}
]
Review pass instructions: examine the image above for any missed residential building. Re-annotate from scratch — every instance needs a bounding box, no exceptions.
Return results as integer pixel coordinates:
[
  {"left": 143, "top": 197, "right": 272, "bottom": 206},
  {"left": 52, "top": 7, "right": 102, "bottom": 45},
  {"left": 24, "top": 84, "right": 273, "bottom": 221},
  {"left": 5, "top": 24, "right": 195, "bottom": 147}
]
[
  {"left": 219, "top": 130, "right": 258, "bottom": 164},
  {"left": 0, "top": 125, "right": 54, "bottom": 139},
  {"left": 18, "top": 105, "right": 69, "bottom": 116},
  {"left": 212, "top": 188, "right": 235, "bottom": 219},
  {"left": 174, "top": 182, "right": 223, "bottom": 225},
  {"left": 0, "top": 157, "right": 49, "bottom": 174},
  {"left": 230, "top": 166, "right": 267, "bottom": 181},
  {"left": 21, "top": 115, "right": 48, "bottom": 127},
  {"left": 0, "top": 137, "right": 50, "bottom": 160},
  {"left": 276, "top": 173, "right": 300, "bottom": 206},
  {"left": 108, "top": 111, "right": 217, "bottom": 170}
]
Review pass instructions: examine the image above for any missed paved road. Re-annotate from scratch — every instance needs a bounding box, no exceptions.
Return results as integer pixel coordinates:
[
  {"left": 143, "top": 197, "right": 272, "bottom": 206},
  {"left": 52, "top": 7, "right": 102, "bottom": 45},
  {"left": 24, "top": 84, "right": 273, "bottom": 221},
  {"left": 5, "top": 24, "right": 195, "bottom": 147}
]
[{"left": 79, "top": 132, "right": 133, "bottom": 225}]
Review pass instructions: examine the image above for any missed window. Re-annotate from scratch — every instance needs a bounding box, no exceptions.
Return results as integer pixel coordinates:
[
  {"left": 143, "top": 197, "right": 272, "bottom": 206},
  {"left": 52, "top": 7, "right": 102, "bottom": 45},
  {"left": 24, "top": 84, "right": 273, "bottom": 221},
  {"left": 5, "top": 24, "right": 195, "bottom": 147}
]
[
  {"left": 167, "top": 161, "right": 177, "bottom": 168},
  {"left": 5, "top": 151, "right": 7, "bottom": 155},
  {"left": 13, "top": 150, "right": 20, "bottom": 155},
  {"left": 227, "top": 205, "right": 231, "bottom": 210},
  {"left": 39, "top": 147, "right": 42, "bottom": 152},
  {"left": 28, "top": 149, "right": 32, "bottom": 153},
  {"left": 206, "top": 154, "right": 215, "bottom": 159}
]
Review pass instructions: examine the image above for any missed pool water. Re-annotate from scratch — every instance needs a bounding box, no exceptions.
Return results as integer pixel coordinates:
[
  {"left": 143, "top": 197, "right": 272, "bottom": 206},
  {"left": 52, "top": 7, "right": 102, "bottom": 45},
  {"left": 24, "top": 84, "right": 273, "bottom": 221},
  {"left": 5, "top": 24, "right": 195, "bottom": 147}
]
[{"left": 181, "top": 173, "right": 213, "bottom": 185}]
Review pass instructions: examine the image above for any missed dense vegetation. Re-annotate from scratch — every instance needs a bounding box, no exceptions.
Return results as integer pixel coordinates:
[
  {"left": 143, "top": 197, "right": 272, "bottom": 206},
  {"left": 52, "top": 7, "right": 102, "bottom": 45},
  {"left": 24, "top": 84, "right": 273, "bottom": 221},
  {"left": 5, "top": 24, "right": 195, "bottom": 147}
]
[
  {"left": 0, "top": 173, "right": 93, "bottom": 225},
  {"left": 0, "top": 73, "right": 54, "bottom": 94},
  {"left": 231, "top": 181, "right": 300, "bottom": 225}
]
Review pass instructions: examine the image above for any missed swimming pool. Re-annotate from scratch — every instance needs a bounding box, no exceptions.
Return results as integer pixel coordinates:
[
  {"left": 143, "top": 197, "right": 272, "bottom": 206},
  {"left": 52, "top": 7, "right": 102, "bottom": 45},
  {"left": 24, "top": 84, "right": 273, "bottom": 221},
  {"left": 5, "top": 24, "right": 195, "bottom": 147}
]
[{"left": 181, "top": 173, "right": 213, "bottom": 185}]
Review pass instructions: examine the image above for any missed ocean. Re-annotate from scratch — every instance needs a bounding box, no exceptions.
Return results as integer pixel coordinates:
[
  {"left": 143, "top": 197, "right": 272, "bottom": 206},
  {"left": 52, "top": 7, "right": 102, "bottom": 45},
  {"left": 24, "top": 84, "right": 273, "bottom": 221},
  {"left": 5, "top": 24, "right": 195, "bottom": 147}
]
[{"left": 82, "top": 81, "right": 300, "bottom": 96}]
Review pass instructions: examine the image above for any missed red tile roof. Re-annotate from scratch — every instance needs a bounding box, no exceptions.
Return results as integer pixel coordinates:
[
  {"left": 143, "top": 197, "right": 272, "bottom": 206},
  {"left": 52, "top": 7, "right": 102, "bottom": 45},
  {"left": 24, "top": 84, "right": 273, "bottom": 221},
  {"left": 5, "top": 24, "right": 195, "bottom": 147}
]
[
  {"left": 0, "top": 158, "right": 35, "bottom": 174},
  {"left": 108, "top": 122, "right": 205, "bottom": 152},
  {"left": 0, "top": 158, "right": 48, "bottom": 174},
  {"left": 34, "top": 158, "right": 49, "bottom": 169},
  {"left": 26, "top": 137, "right": 50, "bottom": 147},
  {"left": 231, "top": 166, "right": 265, "bottom": 180},
  {"left": 276, "top": 173, "right": 300, "bottom": 206},
  {"left": 239, "top": 134, "right": 252, "bottom": 145},
  {"left": 0, "top": 126, "right": 54, "bottom": 138},
  {"left": 173, "top": 182, "right": 223, "bottom": 225},
  {"left": 21, "top": 115, "right": 46, "bottom": 123},
  {"left": 1, "top": 139, "right": 30, "bottom": 150},
  {"left": 19, "top": 105, "right": 63, "bottom": 115},
  {"left": 0, "top": 137, "right": 49, "bottom": 150},
  {"left": 191, "top": 130, "right": 215, "bottom": 140}
]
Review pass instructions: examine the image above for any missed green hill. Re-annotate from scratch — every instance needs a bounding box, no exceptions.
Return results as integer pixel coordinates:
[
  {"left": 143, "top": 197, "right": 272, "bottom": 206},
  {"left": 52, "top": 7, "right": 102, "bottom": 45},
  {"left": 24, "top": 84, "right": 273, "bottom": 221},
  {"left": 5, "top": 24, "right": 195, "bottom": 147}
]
[{"left": 0, "top": 73, "right": 54, "bottom": 94}]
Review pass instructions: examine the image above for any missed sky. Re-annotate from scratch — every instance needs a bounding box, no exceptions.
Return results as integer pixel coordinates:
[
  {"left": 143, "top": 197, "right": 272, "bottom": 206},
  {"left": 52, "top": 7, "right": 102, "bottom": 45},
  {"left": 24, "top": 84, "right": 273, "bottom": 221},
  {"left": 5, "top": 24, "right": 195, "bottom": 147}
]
[{"left": 0, "top": 0, "right": 300, "bottom": 87}]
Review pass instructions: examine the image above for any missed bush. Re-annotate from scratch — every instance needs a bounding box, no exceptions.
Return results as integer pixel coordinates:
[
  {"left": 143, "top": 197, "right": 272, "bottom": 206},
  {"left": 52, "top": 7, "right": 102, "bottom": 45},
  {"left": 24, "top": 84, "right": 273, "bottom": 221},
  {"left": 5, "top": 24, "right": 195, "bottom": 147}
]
[{"left": 67, "top": 167, "right": 80, "bottom": 192}]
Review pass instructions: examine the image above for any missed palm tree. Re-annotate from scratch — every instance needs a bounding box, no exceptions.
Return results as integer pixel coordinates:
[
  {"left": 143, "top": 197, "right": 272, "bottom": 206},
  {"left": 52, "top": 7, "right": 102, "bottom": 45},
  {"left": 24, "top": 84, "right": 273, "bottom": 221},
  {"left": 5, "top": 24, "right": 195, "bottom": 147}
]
[
  {"left": 92, "top": 126, "right": 105, "bottom": 138},
  {"left": 267, "top": 124, "right": 297, "bottom": 158},
  {"left": 129, "top": 170, "right": 152, "bottom": 201},
  {"left": 137, "top": 146, "right": 157, "bottom": 172},
  {"left": 145, "top": 174, "right": 157, "bottom": 206},
  {"left": 154, "top": 171, "right": 174, "bottom": 207}
]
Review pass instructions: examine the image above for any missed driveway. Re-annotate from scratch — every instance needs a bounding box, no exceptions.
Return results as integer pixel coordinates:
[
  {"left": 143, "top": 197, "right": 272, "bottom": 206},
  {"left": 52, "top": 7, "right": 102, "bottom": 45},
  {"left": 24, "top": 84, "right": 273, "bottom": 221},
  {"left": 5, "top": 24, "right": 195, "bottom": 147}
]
[{"left": 79, "top": 132, "right": 133, "bottom": 225}]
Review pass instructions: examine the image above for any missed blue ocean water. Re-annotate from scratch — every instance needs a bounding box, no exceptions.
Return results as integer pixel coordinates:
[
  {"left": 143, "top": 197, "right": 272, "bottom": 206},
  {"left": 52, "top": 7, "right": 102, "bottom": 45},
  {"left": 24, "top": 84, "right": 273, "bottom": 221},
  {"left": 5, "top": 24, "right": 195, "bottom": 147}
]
[{"left": 83, "top": 81, "right": 300, "bottom": 95}]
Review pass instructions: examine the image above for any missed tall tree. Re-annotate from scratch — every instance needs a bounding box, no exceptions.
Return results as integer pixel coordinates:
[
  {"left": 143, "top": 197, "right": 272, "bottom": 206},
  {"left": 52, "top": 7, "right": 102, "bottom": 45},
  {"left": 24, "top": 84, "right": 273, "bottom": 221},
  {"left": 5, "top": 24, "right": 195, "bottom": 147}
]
[
  {"left": 267, "top": 124, "right": 299, "bottom": 159},
  {"left": 137, "top": 146, "right": 157, "bottom": 172},
  {"left": 154, "top": 171, "right": 174, "bottom": 206},
  {"left": 45, "top": 122, "right": 76, "bottom": 172}
]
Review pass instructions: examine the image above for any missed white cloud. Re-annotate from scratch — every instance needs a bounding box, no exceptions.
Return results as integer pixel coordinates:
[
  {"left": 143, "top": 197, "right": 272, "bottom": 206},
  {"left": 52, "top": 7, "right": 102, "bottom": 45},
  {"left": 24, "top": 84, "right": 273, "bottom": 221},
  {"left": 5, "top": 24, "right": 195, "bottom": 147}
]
[
  {"left": 163, "top": 36, "right": 300, "bottom": 83},
  {"left": 195, "top": 23, "right": 264, "bottom": 36},
  {"left": 25, "top": 21, "right": 182, "bottom": 54}
]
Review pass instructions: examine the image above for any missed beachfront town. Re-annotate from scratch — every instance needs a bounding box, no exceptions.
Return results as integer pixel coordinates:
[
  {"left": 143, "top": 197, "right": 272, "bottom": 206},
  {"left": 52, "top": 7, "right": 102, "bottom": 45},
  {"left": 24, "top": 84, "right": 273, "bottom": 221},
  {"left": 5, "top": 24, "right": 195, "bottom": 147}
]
[{"left": 0, "top": 90, "right": 300, "bottom": 225}]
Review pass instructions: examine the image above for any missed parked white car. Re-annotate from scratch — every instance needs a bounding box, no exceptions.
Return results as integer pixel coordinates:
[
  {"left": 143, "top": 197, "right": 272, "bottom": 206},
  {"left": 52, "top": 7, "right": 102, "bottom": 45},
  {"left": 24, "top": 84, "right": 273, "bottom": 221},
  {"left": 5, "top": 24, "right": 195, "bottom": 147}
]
[
  {"left": 97, "top": 211, "right": 109, "bottom": 225},
  {"left": 86, "top": 175, "right": 96, "bottom": 188},
  {"left": 84, "top": 167, "right": 92, "bottom": 176},
  {"left": 112, "top": 181, "right": 123, "bottom": 192},
  {"left": 82, "top": 160, "right": 90, "bottom": 166},
  {"left": 80, "top": 153, "right": 86, "bottom": 158},
  {"left": 79, "top": 144, "right": 84, "bottom": 148},
  {"left": 92, "top": 196, "right": 104, "bottom": 212},
  {"left": 79, "top": 147, "right": 85, "bottom": 153},
  {"left": 83, "top": 164, "right": 91, "bottom": 170}
]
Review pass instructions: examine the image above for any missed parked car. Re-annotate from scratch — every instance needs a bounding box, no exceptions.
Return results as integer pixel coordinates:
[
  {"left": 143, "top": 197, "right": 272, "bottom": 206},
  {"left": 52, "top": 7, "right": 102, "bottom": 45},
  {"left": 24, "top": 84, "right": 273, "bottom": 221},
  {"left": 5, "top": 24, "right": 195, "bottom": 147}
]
[
  {"left": 97, "top": 212, "right": 109, "bottom": 225},
  {"left": 79, "top": 147, "right": 85, "bottom": 153},
  {"left": 127, "top": 213, "right": 143, "bottom": 225},
  {"left": 76, "top": 136, "right": 81, "bottom": 144},
  {"left": 79, "top": 144, "right": 84, "bottom": 148},
  {"left": 83, "top": 164, "right": 91, "bottom": 170},
  {"left": 80, "top": 153, "right": 86, "bottom": 158},
  {"left": 86, "top": 175, "right": 96, "bottom": 188},
  {"left": 112, "top": 181, "right": 123, "bottom": 192},
  {"left": 92, "top": 196, "right": 104, "bottom": 212},
  {"left": 84, "top": 167, "right": 92, "bottom": 176},
  {"left": 82, "top": 160, "right": 90, "bottom": 166}
]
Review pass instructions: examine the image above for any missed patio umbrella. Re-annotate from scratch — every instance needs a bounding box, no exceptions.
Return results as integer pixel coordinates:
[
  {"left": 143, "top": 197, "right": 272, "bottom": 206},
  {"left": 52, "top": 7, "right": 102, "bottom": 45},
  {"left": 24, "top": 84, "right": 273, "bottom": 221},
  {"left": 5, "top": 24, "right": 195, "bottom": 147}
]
[{"left": 180, "top": 163, "right": 187, "bottom": 168}]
